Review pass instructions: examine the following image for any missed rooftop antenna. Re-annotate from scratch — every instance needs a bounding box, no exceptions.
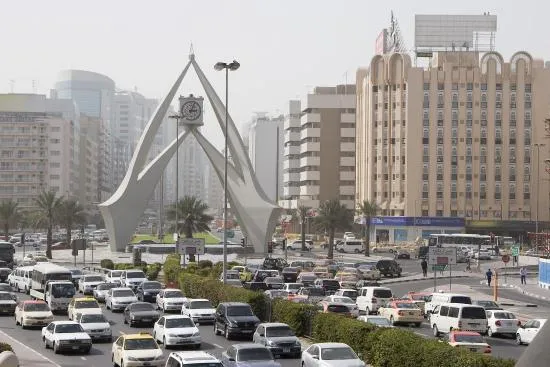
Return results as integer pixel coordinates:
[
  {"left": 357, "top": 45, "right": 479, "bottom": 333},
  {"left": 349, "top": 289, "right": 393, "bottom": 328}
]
[{"left": 189, "top": 43, "right": 194, "bottom": 57}]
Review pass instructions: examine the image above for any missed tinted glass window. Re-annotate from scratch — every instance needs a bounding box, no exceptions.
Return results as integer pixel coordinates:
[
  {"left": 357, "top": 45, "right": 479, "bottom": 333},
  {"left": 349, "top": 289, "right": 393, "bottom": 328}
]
[
  {"left": 440, "top": 306, "right": 449, "bottom": 316},
  {"left": 450, "top": 296, "right": 472, "bottom": 304},
  {"left": 493, "top": 312, "right": 515, "bottom": 320},
  {"left": 461, "top": 307, "right": 486, "bottom": 319},
  {"left": 322, "top": 280, "right": 340, "bottom": 287},
  {"left": 131, "top": 303, "right": 155, "bottom": 311},
  {"left": 448, "top": 307, "right": 459, "bottom": 318},
  {"left": 23, "top": 302, "right": 49, "bottom": 311},
  {"left": 142, "top": 282, "right": 162, "bottom": 289},
  {"left": 373, "top": 289, "right": 392, "bottom": 298},
  {"left": 238, "top": 348, "right": 273, "bottom": 361},
  {"left": 327, "top": 305, "right": 349, "bottom": 313},
  {"left": 227, "top": 306, "right": 253, "bottom": 316},
  {"left": 321, "top": 347, "right": 357, "bottom": 360},
  {"left": 126, "top": 271, "right": 145, "bottom": 278}
]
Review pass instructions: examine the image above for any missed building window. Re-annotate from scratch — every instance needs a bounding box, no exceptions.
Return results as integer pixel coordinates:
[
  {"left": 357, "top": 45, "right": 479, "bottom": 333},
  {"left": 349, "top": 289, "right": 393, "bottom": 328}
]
[
  {"left": 423, "top": 83, "right": 430, "bottom": 90},
  {"left": 436, "top": 210, "right": 444, "bottom": 217}
]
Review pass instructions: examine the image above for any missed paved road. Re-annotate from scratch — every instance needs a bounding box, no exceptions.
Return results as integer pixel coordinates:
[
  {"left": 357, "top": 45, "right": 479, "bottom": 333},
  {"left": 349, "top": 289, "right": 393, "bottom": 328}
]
[
  {"left": 0, "top": 291, "right": 302, "bottom": 367},
  {"left": 383, "top": 277, "right": 550, "bottom": 361}
]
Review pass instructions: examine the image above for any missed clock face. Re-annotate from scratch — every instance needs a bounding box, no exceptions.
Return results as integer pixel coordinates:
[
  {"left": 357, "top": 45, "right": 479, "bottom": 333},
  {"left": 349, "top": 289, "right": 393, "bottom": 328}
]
[{"left": 181, "top": 101, "right": 202, "bottom": 121}]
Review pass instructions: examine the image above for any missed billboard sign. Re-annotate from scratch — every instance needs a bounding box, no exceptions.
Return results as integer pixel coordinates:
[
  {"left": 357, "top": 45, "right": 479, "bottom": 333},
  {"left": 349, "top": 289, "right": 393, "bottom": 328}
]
[
  {"left": 177, "top": 238, "right": 205, "bottom": 255},
  {"left": 428, "top": 247, "right": 457, "bottom": 266}
]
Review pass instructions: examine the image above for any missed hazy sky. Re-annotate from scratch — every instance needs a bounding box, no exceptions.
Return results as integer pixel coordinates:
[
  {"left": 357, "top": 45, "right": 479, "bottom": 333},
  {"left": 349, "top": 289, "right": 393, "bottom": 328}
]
[{"left": 1, "top": 0, "right": 549, "bottom": 148}]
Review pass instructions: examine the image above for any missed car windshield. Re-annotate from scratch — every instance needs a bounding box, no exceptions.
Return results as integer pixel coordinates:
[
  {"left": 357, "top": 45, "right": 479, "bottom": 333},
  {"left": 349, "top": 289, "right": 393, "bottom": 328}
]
[
  {"left": 342, "top": 291, "right": 357, "bottom": 298},
  {"left": 493, "top": 312, "right": 516, "bottom": 320},
  {"left": 366, "top": 317, "right": 391, "bottom": 327},
  {"left": 84, "top": 276, "right": 103, "bottom": 282},
  {"left": 462, "top": 307, "right": 487, "bottom": 319},
  {"left": 283, "top": 268, "right": 298, "bottom": 273},
  {"left": 327, "top": 305, "right": 349, "bottom": 313},
  {"left": 454, "top": 334, "right": 484, "bottom": 343},
  {"left": 23, "top": 302, "right": 49, "bottom": 311},
  {"left": 113, "top": 290, "right": 135, "bottom": 297},
  {"left": 341, "top": 276, "right": 357, "bottom": 281},
  {"left": 266, "top": 326, "right": 294, "bottom": 337},
  {"left": 410, "top": 294, "right": 429, "bottom": 301},
  {"left": 75, "top": 300, "right": 99, "bottom": 309},
  {"left": 321, "top": 347, "right": 357, "bottom": 360},
  {"left": 131, "top": 303, "right": 155, "bottom": 311},
  {"left": 124, "top": 338, "right": 158, "bottom": 350},
  {"left": 166, "top": 318, "right": 194, "bottom": 328},
  {"left": 109, "top": 271, "right": 122, "bottom": 278},
  {"left": 0, "top": 284, "right": 11, "bottom": 292},
  {"left": 164, "top": 291, "right": 183, "bottom": 298},
  {"left": 227, "top": 306, "right": 253, "bottom": 316},
  {"left": 265, "top": 277, "right": 283, "bottom": 283},
  {"left": 287, "top": 284, "right": 302, "bottom": 290},
  {"left": 238, "top": 348, "right": 273, "bottom": 361},
  {"left": 0, "top": 293, "right": 13, "bottom": 300},
  {"left": 333, "top": 297, "right": 354, "bottom": 304},
  {"left": 307, "top": 288, "right": 325, "bottom": 296},
  {"left": 97, "top": 283, "right": 117, "bottom": 290},
  {"left": 55, "top": 323, "right": 84, "bottom": 333},
  {"left": 395, "top": 303, "right": 417, "bottom": 309},
  {"left": 126, "top": 271, "right": 145, "bottom": 279},
  {"left": 190, "top": 300, "right": 213, "bottom": 309},
  {"left": 450, "top": 296, "right": 471, "bottom": 304},
  {"left": 373, "top": 289, "right": 392, "bottom": 298},
  {"left": 300, "top": 274, "right": 316, "bottom": 280},
  {"left": 81, "top": 314, "right": 107, "bottom": 323},
  {"left": 51, "top": 284, "right": 75, "bottom": 298},
  {"left": 142, "top": 282, "right": 161, "bottom": 290},
  {"left": 322, "top": 280, "right": 340, "bottom": 286},
  {"left": 70, "top": 270, "right": 83, "bottom": 276}
]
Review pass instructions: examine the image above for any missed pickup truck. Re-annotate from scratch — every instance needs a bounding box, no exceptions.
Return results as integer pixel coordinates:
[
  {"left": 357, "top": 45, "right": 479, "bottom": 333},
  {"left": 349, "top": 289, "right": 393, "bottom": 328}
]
[{"left": 29, "top": 281, "right": 76, "bottom": 312}]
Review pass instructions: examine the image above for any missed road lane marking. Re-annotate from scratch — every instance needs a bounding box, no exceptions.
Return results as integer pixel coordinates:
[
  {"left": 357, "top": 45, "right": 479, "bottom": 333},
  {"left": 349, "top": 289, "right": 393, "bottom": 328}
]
[
  {"left": 0, "top": 329, "right": 62, "bottom": 367},
  {"left": 119, "top": 331, "right": 126, "bottom": 335},
  {"left": 213, "top": 343, "right": 223, "bottom": 349}
]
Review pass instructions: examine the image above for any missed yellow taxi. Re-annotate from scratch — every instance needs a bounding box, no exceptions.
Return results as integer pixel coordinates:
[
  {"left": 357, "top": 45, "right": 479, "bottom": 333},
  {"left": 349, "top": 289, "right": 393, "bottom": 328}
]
[
  {"left": 378, "top": 300, "right": 423, "bottom": 327},
  {"left": 112, "top": 332, "right": 165, "bottom": 367},
  {"left": 67, "top": 297, "right": 102, "bottom": 321}
]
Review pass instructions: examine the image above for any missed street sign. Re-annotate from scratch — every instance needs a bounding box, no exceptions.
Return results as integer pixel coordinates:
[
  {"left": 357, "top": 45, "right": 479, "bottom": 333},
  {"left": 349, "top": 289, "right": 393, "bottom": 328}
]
[
  {"left": 177, "top": 238, "right": 205, "bottom": 255},
  {"left": 502, "top": 254, "right": 511, "bottom": 263},
  {"left": 432, "top": 265, "right": 448, "bottom": 271},
  {"left": 511, "top": 246, "right": 520, "bottom": 257},
  {"left": 428, "top": 247, "right": 457, "bottom": 266},
  {"left": 226, "top": 230, "right": 235, "bottom": 239}
]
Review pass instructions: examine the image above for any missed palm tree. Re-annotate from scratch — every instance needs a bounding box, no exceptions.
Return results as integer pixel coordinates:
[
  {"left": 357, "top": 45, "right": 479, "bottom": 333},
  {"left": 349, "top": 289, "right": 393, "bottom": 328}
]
[
  {"left": 0, "top": 199, "right": 20, "bottom": 240},
  {"left": 296, "top": 205, "right": 310, "bottom": 251},
  {"left": 33, "top": 191, "right": 63, "bottom": 259},
  {"left": 167, "top": 196, "right": 213, "bottom": 262},
  {"left": 357, "top": 200, "right": 379, "bottom": 257},
  {"left": 56, "top": 199, "right": 86, "bottom": 255},
  {"left": 313, "top": 199, "right": 353, "bottom": 259}
]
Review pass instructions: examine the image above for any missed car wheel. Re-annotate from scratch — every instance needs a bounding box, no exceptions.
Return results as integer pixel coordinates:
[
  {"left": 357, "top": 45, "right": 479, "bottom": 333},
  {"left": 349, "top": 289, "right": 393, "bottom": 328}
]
[
  {"left": 488, "top": 328, "right": 494, "bottom": 337},
  {"left": 163, "top": 337, "right": 169, "bottom": 349},
  {"left": 224, "top": 326, "right": 231, "bottom": 340},
  {"left": 366, "top": 307, "right": 371, "bottom": 315},
  {"left": 214, "top": 323, "right": 220, "bottom": 335},
  {"left": 432, "top": 325, "right": 439, "bottom": 337},
  {"left": 153, "top": 331, "right": 157, "bottom": 341},
  {"left": 21, "top": 318, "right": 25, "bottom": 329},
  {"left": 390, "top": 316, "right": 395, "bottom": 325},
  {"left": 84, "top": 347, "right": 91, "bottom": 354},
  {"left": 415, "top": 322, "right": 421, "bottom": 328},
  {"left": 53, "top": 341, "right": 59, "bottom": 354},
  {"left": 354, "top": 249, "right": 360, "bottom": 254},
  {"left": 516, "top": 334, "right": 523, "bottom": 345},
  {"left": 43, "top": 337, "right": 48, "bottom": 349},
  {"left": 194, "top": 343, "right": 201, "bottom": 350},
  {"left": 15, "top": 316, "right": 18, "bottom": 326}
]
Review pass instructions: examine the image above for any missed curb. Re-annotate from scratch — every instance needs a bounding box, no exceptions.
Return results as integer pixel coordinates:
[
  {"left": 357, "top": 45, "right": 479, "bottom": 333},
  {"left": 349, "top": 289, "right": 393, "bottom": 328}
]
[
  {"left": 380, "top": 275, "right": 471, "bottom": 285},
  {"left": 504, "top": 283, "right": 550, "bottom": 302}
]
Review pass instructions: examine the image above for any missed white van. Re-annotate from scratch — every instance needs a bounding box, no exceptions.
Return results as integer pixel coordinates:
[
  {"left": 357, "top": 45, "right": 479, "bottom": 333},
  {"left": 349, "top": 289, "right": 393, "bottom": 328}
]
[
  {"left": 336, "top": 239, "right": 364, "bottom": 254},
  {"left": 11, "top": 266, "right": 33, "bottom": 293},
  {"left": 356, "top": 286, "right": 393, "bottom": 314},
  {"left": 430, "top": 303, "right": 488, "bottom": 336},
  {"left": 425, "top": 293, "right": 472, "bottom": 315}
]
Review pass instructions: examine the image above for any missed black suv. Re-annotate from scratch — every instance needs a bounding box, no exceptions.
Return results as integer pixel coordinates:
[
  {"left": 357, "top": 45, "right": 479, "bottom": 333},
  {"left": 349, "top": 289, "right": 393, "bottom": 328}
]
[
  {"left": 313, "top": 279, "right": 341, "bottom": 295},
  {"left": 281, "top": 267, "right": 299, "bottom": 283},
  {"left": 214, "top": 302, "right": 260, "bottom": 340},
  {"left": 376, "top": 259, "right": 402, "bottom": 277},
  {"left": 136, "top": 280, "right": 163, "bottom": 302},
  {"left": 262, "top": 257, "right": 288, "bottom": 271}
]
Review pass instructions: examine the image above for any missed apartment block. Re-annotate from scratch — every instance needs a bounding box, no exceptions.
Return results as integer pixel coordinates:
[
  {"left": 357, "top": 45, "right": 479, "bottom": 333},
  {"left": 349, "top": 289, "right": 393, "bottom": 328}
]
[
  {"left": 356, "top": 51, "right": 550, "bottom": 228},
  {"left": 280, "top": 85, "right": 356, "bottom": 210}
]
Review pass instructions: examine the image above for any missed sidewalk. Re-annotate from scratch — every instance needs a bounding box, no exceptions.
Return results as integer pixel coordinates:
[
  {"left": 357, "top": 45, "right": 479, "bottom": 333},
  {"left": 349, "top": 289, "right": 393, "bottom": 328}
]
[
  {"left": 380, "top": 270, "right": 478, "bottom": 285},
  {"left": 479, "top": 275, "right": 550, "bottom": 302},
  {"left": 0, "top": 330, "right": 61, "bottom": 367}
]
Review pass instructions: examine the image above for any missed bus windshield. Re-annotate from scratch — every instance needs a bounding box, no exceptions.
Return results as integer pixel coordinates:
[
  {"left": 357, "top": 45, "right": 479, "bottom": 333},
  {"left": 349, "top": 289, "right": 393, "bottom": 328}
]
[{"left": 51, "top": 283, "right": 75, "bottom": 298}]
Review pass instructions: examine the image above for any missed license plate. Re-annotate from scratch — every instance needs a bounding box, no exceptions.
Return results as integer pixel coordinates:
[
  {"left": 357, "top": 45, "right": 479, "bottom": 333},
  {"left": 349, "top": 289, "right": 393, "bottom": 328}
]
[
  {"left": 72, "top": 346, "right": 80, "bottom": 350},
  {"left": 242, "top": 330, "right": 253, "bottom": 333},
  {"left": 469, "top": 323, "right": 479, "bottom": 326},
  {"left": 142, "top": 319, "right": 151, "bottom": 322},
  {"left": 283, "top": 348, "right": 290, "bottom": 353},
  {"left": 470, "top": 348, "right": 477, "bottom": 352},
  {"left": 143, "top": 363, "right": 151, "bottom": 366}
]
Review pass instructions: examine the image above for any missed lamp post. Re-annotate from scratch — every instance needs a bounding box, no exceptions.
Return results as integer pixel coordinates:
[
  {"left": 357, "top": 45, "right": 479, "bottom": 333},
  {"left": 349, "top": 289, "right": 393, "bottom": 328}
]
[
  {"left": 169, "top": 114, "right": 182, "bottom": 253},
  {"left": 534, "top": 143, "right": 545, "bottom": 252},
  {"left": 214, "top": 60, "right": 240, "bottom": 284}
]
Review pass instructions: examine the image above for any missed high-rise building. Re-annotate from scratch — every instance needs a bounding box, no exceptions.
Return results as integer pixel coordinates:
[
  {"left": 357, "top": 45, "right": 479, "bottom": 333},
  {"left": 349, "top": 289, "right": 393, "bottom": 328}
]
[
  {"left": 281, "top": 100, "right": 302, "bottom": 206},
  {"left": 356, "top": 51, "right": 550, "bottom": 236},
  {"left": 78, "top": 116, "right": 100, "bottom": 209},
  {"left": 0, "top": 94, "right": 81, "bottom": 209},
  {"left": 247, "top": 113, "right": 284, "bottom": 202},
  {"left": 205, "top": 161, "right": 223, "bottom": 215},
  {"left": 280, "top": 85, "right": 356, "bottom": 210}
]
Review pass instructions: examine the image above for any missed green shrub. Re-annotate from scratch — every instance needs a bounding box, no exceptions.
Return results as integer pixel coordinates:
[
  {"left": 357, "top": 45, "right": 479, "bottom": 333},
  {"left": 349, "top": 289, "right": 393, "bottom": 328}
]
[
  {"left": 100, "top": 259, "right": 114, "bottom": 270},
  {"left": 146, "top": 263, "right": 162, "bottom": 281},
  {"left": 313, "top": 313, "right": 376, "bottom": 355},
  {"left": 198, "top": 260, "right": 213, "bottom": 269},
  {"left": 0, "top": 343, "right": 13, "bottom": 353},
  {"left": 163, "top": 254, "right": 181, "bottom": 282},
  {"left": 114, "top": 263, "right": 135, "bottom": 270},
  {"left": 271, "top": 300, "right": 316, "bottom": 336}
]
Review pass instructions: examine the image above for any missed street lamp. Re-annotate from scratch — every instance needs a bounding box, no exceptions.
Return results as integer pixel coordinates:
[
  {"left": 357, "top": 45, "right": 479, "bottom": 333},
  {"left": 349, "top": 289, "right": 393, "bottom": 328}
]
[
  {"left": 214, "top": 60, "right": 240, "bottom": 284},
  {"left": 168, "top": 114, "right": 182, "bottom": 252},
  {"left": 534, "top": 143, "right": 545, "bottom": 252}
]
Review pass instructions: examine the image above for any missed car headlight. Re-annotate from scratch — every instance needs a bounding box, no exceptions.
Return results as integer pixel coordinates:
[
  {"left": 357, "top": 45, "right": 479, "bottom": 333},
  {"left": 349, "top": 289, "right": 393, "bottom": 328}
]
[
  {"left": 192, "top": 330, "right": 200, "bottom": 336},
  {"left": 228, "top": 321, "right": 238, "bottom": 327},
  {"left": 131, "top": 315, "right": 135, "bottom": 319},
  {"left": 166, "top": 333, "right": 176, "bottom": 338},
  {"left": 127, "top": 356, "right": 139, "bottom": 361},
  {"left": 295, "top": 340, "right": 301, "bottom": 346},
  {"left": 266, "top": 340, "right": 276, "bottom": 346}
]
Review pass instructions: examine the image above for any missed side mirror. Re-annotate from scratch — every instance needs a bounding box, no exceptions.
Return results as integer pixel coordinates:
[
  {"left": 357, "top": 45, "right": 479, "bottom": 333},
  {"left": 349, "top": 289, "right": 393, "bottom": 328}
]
[
  {"left": 258, "top": 332, "right": 264, "bottom": 337},
  {"left": 312, "top": 355, "right": 319, "bottom": 360},
  {"left": 228, "top": 358, "right": 235, "bottom": 362}
]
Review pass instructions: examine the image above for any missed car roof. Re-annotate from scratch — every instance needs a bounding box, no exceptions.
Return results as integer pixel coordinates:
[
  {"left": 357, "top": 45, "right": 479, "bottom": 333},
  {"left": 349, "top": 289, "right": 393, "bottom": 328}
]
[
  {"left": 232, "top": 343, "right": 269, "bottom": 350},
  {"left": 259, "top": 322, "right": 289, "bottom": 328},
  {"left": 163, "top": 288, "right": 182, "bottom": 292},
  {"left": 313, "top": 342, "right": 351, "bottom": 348},
  {"left": 164, "top": 314, "right": 193, "bottom": 319},
  {"left": 168, "top": 351, "right": 219, "bottom": 363},
  {"left": 51, "top": 320, "right": 80, "bottom": 325},
  {"left": 124, "top": 332, "right": 154, "bottom": 340}
]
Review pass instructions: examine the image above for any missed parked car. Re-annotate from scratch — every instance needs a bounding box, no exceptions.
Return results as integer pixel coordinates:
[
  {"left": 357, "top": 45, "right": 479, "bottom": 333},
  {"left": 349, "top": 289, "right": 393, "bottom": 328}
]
[
  {"left": 375, "top": 260, "right": 402, "bottom": 277},
  {"left": 221, "top": 343, "right": 280, "bottom": 367},
  {"left": 444, "top": 330, "right": 491, "bottom": 354},
  {"left": 136, "top": 281, "right": 163, "bottom": 302},
  {"left": 124, "top": 302, "right": 161, "bottom": 327},
  {"left": 486, "top": 310, "right": 521, "bottom": 338},
  {"left": 301, "top": 342, "right": 365, "bottom": 367},
  {"left": 253, "top": 322, "right": 301, "bottom": 358},
  {"left": 214, "top": 302, "right": 260, "bottom": 340},
  {"left": 516, "top": 318, "right": 547, "bottom": 345},
  {"left": 153, "top": 315, "right": 201, "bottom": 349},
  {"left": 41, "top": 321, "right": 92, "bottom": 354}
]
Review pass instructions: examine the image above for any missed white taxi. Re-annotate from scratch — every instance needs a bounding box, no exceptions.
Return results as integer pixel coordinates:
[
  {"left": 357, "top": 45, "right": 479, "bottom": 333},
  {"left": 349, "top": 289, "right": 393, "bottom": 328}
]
[
  {"left": 112, "top": 332, "right": 165, "bottom": 367},
  {"left": 15, "top": 300, "right": 54, "bottom": 328},
  {"left": 156, "top": 288, "right": 185, "bottom": 312},
  {"left": 153, "top": 315, "right": 201, "bottom": 349},
  {"left": 42, "top": 320, "right": 92, "bottom": 354},
  {"left": 67, "top": 297, "right": 102, "bottom": 321}
]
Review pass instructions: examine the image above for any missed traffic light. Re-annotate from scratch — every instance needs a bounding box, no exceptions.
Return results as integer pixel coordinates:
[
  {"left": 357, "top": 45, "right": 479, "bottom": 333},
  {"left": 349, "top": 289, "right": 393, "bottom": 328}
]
[{"left": 490, "top": 232, "right": 495, "bottom": 244}]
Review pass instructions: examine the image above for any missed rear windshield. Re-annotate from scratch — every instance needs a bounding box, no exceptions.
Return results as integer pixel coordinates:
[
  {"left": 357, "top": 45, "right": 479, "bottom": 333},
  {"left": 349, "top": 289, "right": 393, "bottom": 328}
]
[
  {"left": 307, "top": 288, "right": 325, "bottom": 296},
  {"left": 493, "top": 312, "right": 516, "bottom": 319},
  {"left": 450, "top": 296, "right": 472, "bottom": 304},
  {"left": 454, "top": 334, "right": 484, "bottom": 343},
  {"left": 373, "top": 289, "right": 392, "bottom": 298},
  {"left": 327, "top": 304, "right": 350, "bottom": 313},
  {"left": 126, "top": 271, "right": 145, "bottom": 279},
  {"left": 461, "top": 307, "right": 486, "bottom": 319},
  {"left": 322, "top": 280, "right": 340, "bottom": 287}
]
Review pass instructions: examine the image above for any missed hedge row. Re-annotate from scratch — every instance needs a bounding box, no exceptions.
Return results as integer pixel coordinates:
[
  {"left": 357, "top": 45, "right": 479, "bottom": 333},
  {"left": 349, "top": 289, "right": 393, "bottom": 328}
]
[
  {"left": 0, "top": 343, "right": 13, "bottom": 353},
  {"left": 313, "top": 313, "right": 515, "bottom": 367},
  {"left": 271, "top": 299, "right": 316, "bottom": 337}
]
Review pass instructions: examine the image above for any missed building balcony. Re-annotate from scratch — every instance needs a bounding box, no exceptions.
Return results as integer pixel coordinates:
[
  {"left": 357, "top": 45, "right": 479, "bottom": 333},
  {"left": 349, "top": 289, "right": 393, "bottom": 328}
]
[
  {"left": 340, "top": 142, "right": 355, "bottom": 152},
  {"left": 283, "top": 172, "right": 299, "bottom": 183},
  {"left": 283, "top": 159, "right": 300, "bottom": 170},
  {"left": 301, "top": 113, "right": 321, "bottom": 125},
  {"left": 284, "top": 145, "right": 300, "bottom": 156},
  {"left": 300, "top": 170, "right": 320, "bottom": 181},
  {"left": 300, "top": 156, "right": 320, "bottom": 167},
  {"left": 284, "top": 130, "right": 300, "bottom": 142},
  {"left": 300, "top": 142, "right": 320, "bottom": 153},
  {"left": 300, "top": 185, "right": 320, "bottom": 196},
  {"left": 340, "top": 157, "right": 355, "bottom": 166},
  {"left": 340, "top": 171, "right": 355, "bottom": 181},
  {"left": 300, "top": 128, "right": 320, "bottom": 140},
  {"left": 341, "top": 113, "right": 355, "bottom": 123},
  {"left": 339, "top": 186, "right": 355, "bottom": 195},
  {"left": 283, "top": 186, "right": 299, "bottom": 197},
  {"left": 341, "top": 128, "right": 355, "bottom": 138}
]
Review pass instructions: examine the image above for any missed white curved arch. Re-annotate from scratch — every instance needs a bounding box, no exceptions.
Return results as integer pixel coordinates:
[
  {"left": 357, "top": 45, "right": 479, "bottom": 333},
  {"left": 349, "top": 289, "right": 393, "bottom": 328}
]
[
  {"left": 481, "top": 52, "right": 504, "bottom": 74},
  {"left": 511, "top": 51, "right": 532, "bottom": 74}
]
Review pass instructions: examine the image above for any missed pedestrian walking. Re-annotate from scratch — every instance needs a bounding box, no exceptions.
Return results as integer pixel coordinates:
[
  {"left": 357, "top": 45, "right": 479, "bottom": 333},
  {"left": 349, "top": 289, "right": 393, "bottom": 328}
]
[
  {"left": 520, "top": 267, "right": 527, "bottom": 285},
  {"left": 421, "top": 258, "right": 428, "bottom": 277},
  {"left": 486, "top": 268, "right": 493, "bottom": 287},
  {"left": 466, "top": 257, "right": 471, "bottom": 272}
]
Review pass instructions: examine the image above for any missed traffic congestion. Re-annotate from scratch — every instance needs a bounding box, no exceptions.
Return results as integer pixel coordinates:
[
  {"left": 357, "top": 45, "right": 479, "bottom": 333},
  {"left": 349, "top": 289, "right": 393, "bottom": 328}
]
[{"left": 0, "top": 248, "right": 542, "bottom": 367}]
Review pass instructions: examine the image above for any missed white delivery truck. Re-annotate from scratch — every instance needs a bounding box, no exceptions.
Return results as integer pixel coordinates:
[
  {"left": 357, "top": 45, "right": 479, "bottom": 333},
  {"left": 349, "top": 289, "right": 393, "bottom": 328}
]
[{"left": 29, "top": 263, "right": 76, "bottom": 312}]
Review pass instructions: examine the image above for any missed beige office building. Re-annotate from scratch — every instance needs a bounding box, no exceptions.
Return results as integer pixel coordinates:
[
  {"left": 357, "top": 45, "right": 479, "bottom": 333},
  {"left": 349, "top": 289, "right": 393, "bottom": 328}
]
[
  {"left": 356, "top": 51, "right": 550, "bottom": 227},
  {"left": 280, "top": 85, "right": 356, "bottom": 210}
]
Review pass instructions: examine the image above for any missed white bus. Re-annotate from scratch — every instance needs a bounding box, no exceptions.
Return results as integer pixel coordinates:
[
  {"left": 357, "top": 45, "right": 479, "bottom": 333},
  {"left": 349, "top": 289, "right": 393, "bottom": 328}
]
[
  {"left": 428, "top": 234, "right": 491, "bottom": 250},
  {"left": 31, "top": 263, "right": 73, "bottom": 291}
]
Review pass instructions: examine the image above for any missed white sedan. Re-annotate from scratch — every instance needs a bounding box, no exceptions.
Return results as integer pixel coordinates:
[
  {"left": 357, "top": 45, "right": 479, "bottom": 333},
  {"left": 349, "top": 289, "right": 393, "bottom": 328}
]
[
  {"left": 105, "top": 287, "right": 138, "bottom": 312},
  {"left": 153, "top": 315, "right": 201, "bottom": 348},
  {"left": 156, "top": 288, "right": 186, "bottom": 312},
  {"left": 78, "top": 274, "right": 104, "bottom": 295},
  {"left": 77, "top": 312, "right": 112, "bottom": 342},
  {"left": 181, "top": 299, "right": 216, "bottom": 324},
  {"left": 486, "top": 310, "right": 521, "bottom": 338},
  {"left": 302, "top": 342, "right": 365, "bottom": 367},
  {"left": 42, "top": 321, "right": 92, "bottom": 354},
  {"left": 516, "top": 318, "right": 547, "bottom": 345}
]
